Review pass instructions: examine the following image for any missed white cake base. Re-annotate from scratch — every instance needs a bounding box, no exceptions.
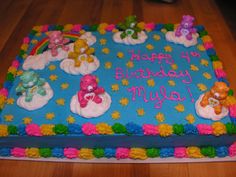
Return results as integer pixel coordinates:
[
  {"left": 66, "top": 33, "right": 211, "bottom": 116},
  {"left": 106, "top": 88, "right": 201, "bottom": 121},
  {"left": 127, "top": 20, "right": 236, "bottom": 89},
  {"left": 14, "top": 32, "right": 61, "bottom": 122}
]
[
  {"left": 70, "top": 92, "right": 111, "bottom": 118},
  {"left": 17, "top": 82, "right": 53, "bottom": 111},
  {"left": 195, "top": 94, "right": 229, "bottom": 121}
]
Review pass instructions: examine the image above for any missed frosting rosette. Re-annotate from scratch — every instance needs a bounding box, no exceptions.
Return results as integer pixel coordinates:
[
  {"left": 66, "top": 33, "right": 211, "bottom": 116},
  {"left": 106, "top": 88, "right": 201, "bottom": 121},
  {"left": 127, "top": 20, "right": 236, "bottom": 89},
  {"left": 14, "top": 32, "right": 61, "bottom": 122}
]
[
  {"left": 11, "top": 147, "right": 25, "bottom": 157},
  {"left": 186, "top": 147, "right": 204, "bottom": 158},
  {"left": 25, "top": 148, "right": 40, "bottom": 158},
  {"left": 79, "top": 148, "right": 94, "bottom": 159},
  {"left": 174, "top": 147, "right": 187, "bottom": 158},
  {"left": 26, "top": 124, "right": 42, "bottom": 136},
  {"left": 158, "top": 124, "right": 173, "bottom": 137},
  {"left": 197, "top": 124, "right": 213, "bottom": 135},
  {"left": 129, "top": 148, "right": 147, "bottom": 160},
  {"left": 142, "top": 124, "right": 158, "bottom": 135},
  {"left": 116, "top": 148, "right": 130, "bottom": 160},
  {"left": 113, "top": 31, "right": 148, "bottom": 45},
  {"left": 64, "top": 148, "right": 78, "bottom": 159},
  {"left": 81, "top": 123, "right": 98, "bottom": 135}
]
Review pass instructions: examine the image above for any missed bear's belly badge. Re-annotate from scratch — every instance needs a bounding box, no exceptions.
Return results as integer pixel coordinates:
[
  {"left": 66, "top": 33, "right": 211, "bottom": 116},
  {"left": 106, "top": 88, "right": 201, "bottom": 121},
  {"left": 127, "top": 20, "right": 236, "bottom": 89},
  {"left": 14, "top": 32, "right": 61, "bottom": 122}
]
[
  {"left": 181, "top": 28, "right": 189, "bottom": 36},
  {"left": 29, "top": 86, "right": 38, "bottom": 94},
  {"left": 208, "top": 97, "right": 220, "bottom": 107},
  {"left": 84, "top": 92, "right": 95, "bottom": 101},
  {"left": 125, "top": 29, "right": 134, "bottom": 36}
]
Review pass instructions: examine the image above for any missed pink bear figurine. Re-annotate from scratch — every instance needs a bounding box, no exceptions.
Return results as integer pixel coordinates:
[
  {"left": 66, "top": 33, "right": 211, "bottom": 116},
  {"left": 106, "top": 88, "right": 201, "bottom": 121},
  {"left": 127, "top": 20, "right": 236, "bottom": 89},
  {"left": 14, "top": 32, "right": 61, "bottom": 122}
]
[
  {"left": 48, "top": 31, "right": 70, "bottom": 56},
  {"left": 77, "top": 74, "right": 105, "bottom": 108},
  {"left": 175, "top": 15, "right": 197, "bottom": 40}
]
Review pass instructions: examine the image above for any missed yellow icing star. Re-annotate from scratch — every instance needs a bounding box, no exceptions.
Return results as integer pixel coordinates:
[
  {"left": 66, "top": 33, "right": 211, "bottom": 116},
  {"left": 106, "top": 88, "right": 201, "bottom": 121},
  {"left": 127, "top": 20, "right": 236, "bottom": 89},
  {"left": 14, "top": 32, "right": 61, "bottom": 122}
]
[
  {"left": 146, "top": 44, "right": 154, "bottom": 50},
  {"left": 49, "top": 74, "right": 58, "bottom": 81},
  {"left": 161, "top": 28, "right": 167, "bottom": 34},
  {"left": 155, "top": 112, "right": 165, "bottom": 122},
  {"left": 61, "top": 83, "right": 69, "bottom": 90},
  {"left": 117, "top": 52, "right": 124, "bottom": 59},
  {"left": 102, "top": 47, "right": 110, "bottom": 54},
  {"left": 175, "top": 104, "right": 185, "bottom": 112},
  {"left": 48, "top": 64, "right": 56, "bottom": 71},
  {"left": 164, "top": 45, "right": 172, "bottom": 52},
  {"left": 147, "top": 79, "right": 155, "bottom": 87},
  {"left": 22, "top": 54, "right": 28, "bottom": 59},
  {"left": 111, "top": 84, "right": 119, "bottom": 91},
  {"left": 31, "top": 39, "right": 38, "bottom": 44},
  {"left": 35, "top": 32, "right": 42, "bottom": 37},
  {"left": 23, "top": 117, "right": 32, "bottom": 124},
  {"left": 111, "top": 111, "right": 120, "bottom": 120},
  {"left": 126, "top": 61, "right": 134, "bottom": 68},
  {"left": 100, "top": 38, "right": 107, "bottom": 45},
  {"left": 6, "top": 98, "right": 15, "bottom": 105},
  {"left": 186, "top": 114, "right": 195, "bottom": 124},
  {"left": 121, "top": 79, "right": 129, "bottom": 86},
  {"left": 203, "top": 72, "right": 212, "bottom": 80},
  {"left": 45, "top": 112, "right": 55, "bottom": 120},
  {"left": 200, "top": 59, "right": 209, "bottom": 66},
  {"left": 79, "top": 30, "right": 86, "bottom": 34},
  {"left": 67, "top": 115, "right": 75, "bottom": 124},
  {"left": 137, "top": 108, "right": 145, "bottom": 116},
  {"left": 98, "top": 29, "right": 106, "bottom": 35},
  {"left": 197, "top": 44, "right": 205, "bottom": 51},
  {"left": 168, "top": 80, "right": 176, "bottom": 86},
  {"left": 16, "top": 70, "right": 23, "bottom": 76},
  {"left": 105, "top": 62, "right": 112, "bottom": 69},
  {"left": 153, "top": 34, "right": 161, "bottom": 41},
  {"left": 119, "top": 97, "right": 129, "bottom": 106},
  {"left": 171, "top": 64, "right": 178, "bottom": 70},
  {"left": 197, "top": 83, "right": 207, "bottom": 91},
  {"left": 190, "top": 64, "right": 199, "bottom": 71},
  {"left": 56, "top": 98, "right": 65, "bottom": 106},
  {"left": 4, "top": 115, "right": 14, "bottom": 122}
]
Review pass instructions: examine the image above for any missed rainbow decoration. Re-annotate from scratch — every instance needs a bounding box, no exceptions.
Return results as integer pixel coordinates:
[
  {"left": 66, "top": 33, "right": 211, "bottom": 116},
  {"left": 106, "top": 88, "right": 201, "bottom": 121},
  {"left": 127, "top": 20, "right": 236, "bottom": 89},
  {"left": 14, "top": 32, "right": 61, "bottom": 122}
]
[{"left": 30, "top": 33, "right": 81, "bottom": 55}]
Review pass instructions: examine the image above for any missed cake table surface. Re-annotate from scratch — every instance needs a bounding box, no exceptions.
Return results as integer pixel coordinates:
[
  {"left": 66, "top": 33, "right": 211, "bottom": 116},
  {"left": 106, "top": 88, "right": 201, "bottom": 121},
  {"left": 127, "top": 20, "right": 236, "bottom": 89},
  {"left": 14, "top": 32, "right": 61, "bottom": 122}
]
[{"left": 0, "top": 0, "right": 236, "bottom": 176}]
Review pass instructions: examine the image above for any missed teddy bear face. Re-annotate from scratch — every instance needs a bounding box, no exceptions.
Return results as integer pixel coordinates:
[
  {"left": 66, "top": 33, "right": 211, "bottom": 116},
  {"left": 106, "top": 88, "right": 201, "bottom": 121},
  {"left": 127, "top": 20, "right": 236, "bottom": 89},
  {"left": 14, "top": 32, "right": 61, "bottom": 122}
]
[
  {"left": 49, "top": 31, "right": 64, "bottom": 45},
  {"left": 74, "top": 39, "right": 89, "bottom": 54},
  {"left": 181, "top": 15, "right": 194, "bottom": 28},
  {"left": 80, "top": 74, "right": 98, "bottom": 92},
  {"left": 20, "top": 71, "right": 39, "bottom": 89},
  {"left": 210, "top": 82, "right": 229, "bottom": 100}
]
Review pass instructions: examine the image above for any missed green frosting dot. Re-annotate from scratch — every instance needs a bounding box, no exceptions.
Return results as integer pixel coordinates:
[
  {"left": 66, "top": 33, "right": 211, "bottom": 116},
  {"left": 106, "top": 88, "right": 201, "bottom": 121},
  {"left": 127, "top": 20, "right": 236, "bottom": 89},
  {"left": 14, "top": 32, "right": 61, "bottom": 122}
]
[
  {"left": 90, "top": 24, "right": 98, "bottom": 31},
  {"left": 55, "top": 25, "right": 64, "bottom": 31},
  {"left": 209, "top": 55, "right": 219, "bottom": 61},
  {"left": 39, "top": 148, "right": 52, "bottom": 158},
  {"left": 200, "top": 146, "right": 216, "bottom": 158},
  {"left": 228, "top": 89, "right": 234, "bottom": 96},
  {"left": 164, "top": 24, "right": 174, "bottom": 31},
  {"left": 146, "top": 148, "right": 160, "bottom": 158},
  {"left": 112, "top": 123, "right": 127, "bottom": 134},
  {"left": 6, "top": 73, "right": 15, "bottom": 82},
  {"left": 93, "top": 148, "right": 104, "bottom": 158},
  {"left": 19, "top": 50, "right": 26, "bottom": 57},
  {"left": 226, "top": 123, "right": 236, "bottom": 135},
  {"left": 30, "top": 30, "right": 37, "bottom": 35},
  {"left": 54, "top": 124, "right": 68, "bottom": 135},
  {"left": 199, "top": 30, "right": 208, "bottom": 37},
  {"left": 8, "top": 125, "right": 18, "bottom": 135},
  {"left": 173, "top": 124, "right": 184, "bottom": 135}
]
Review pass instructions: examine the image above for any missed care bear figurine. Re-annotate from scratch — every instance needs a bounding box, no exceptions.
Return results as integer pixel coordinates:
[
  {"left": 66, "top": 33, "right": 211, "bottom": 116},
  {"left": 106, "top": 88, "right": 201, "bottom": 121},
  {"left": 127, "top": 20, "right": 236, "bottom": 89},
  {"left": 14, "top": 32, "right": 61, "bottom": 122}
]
[
  {"left": 175, "top": 15, "right": 197, "bottom": 40},
  {"left": 68, "top": 39, "right": 95, "bottom": 67},
  {"left": 117, "top": 15, "right": 141, "bottom": 39},
  {"left": 200, "top": 82, "right": 229, "bottom": 115},
  {"left": 48, "top": 31, "right": 70, "bottom": 57},
  {"left": 16, "top": 71, "right": 46, "bottom": 102},
  {"left": 77, "top": 74, "right": 105, "bottom": 108}
]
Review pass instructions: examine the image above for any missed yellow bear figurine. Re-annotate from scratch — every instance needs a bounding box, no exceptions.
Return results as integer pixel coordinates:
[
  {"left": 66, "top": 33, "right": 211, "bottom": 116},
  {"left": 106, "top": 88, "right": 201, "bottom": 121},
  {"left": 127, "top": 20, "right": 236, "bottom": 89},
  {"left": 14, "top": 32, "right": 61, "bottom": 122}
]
[{"left": 68, "top": 39, "right": 95, "bottom": 67}]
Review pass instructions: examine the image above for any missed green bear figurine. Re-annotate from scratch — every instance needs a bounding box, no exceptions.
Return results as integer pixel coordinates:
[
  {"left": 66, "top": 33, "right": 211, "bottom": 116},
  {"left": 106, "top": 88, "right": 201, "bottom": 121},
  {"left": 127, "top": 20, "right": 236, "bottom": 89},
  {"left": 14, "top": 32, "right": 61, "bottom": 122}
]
[
  {"left": 16, "top": 71, "right": 46, "bottom": 102},
  {"left": 117, "top": 15, "right": 141, "bottom": 39}
]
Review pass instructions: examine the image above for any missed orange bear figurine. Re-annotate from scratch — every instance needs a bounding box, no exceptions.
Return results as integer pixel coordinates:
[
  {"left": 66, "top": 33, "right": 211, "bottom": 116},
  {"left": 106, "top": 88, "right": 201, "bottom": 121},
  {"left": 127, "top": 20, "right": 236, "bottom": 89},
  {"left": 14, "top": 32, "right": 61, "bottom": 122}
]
[{"left": 200, "top": 82, "right": 229, "bottom": 115}]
